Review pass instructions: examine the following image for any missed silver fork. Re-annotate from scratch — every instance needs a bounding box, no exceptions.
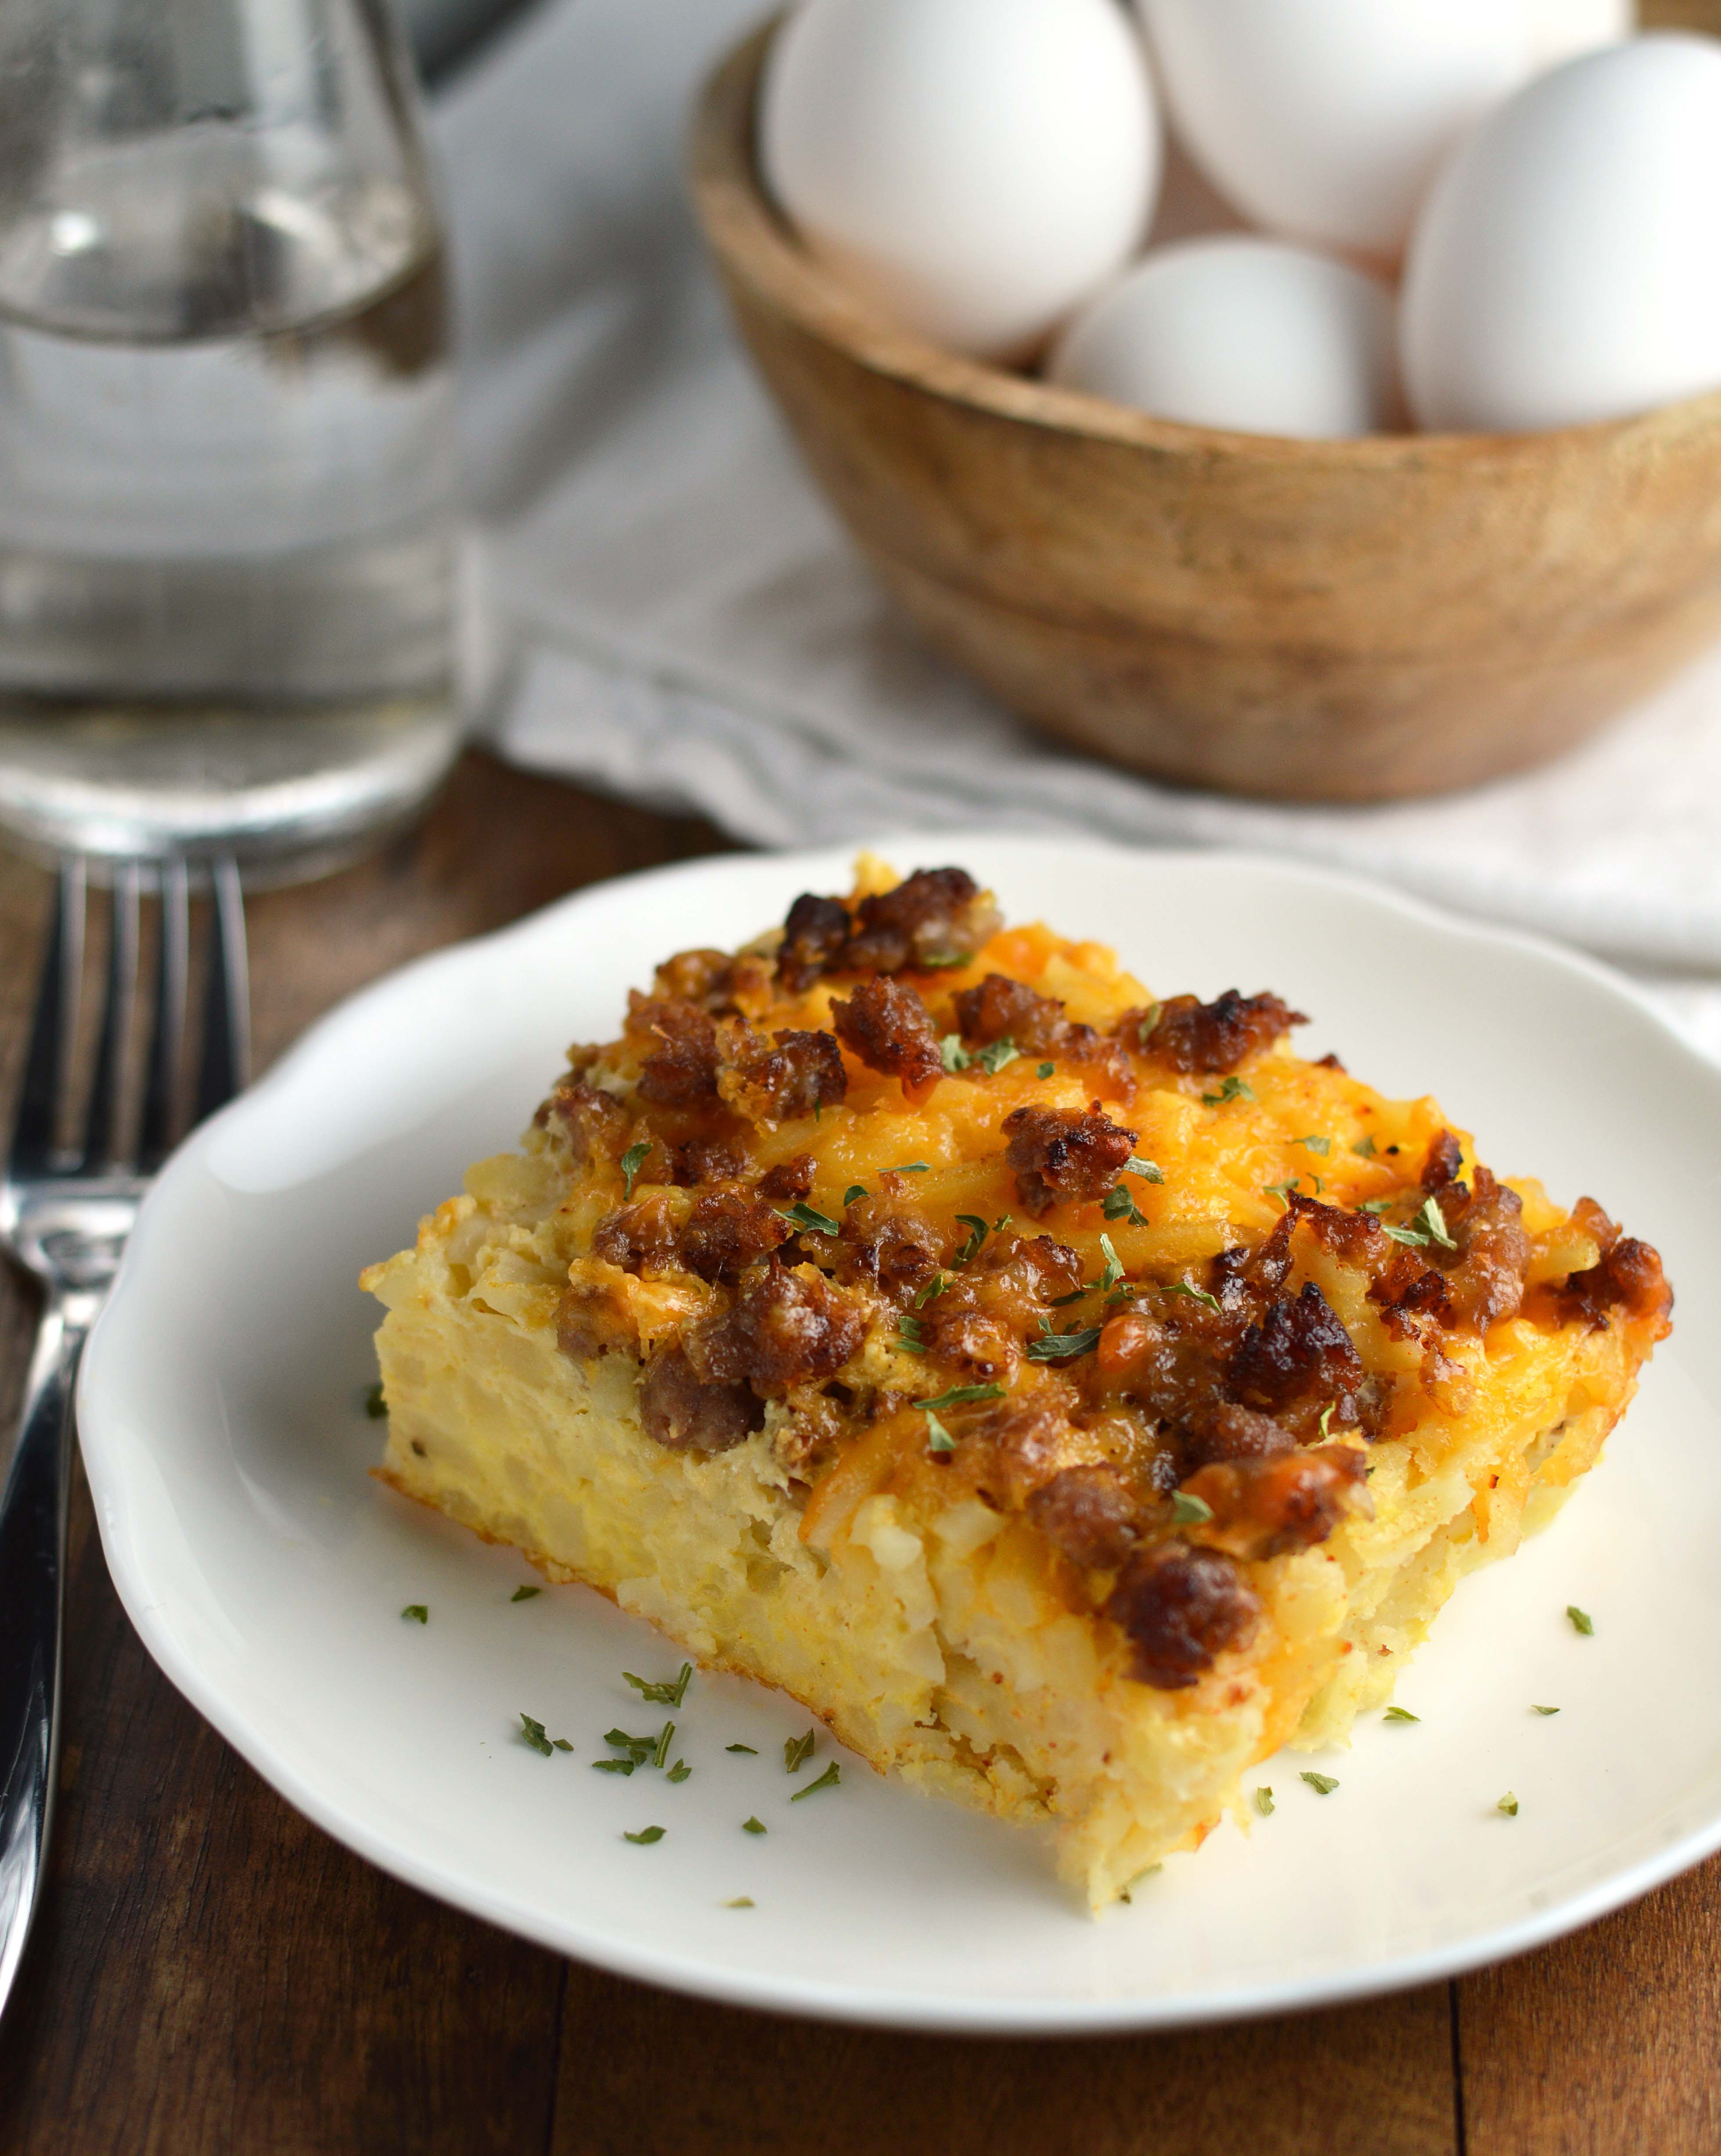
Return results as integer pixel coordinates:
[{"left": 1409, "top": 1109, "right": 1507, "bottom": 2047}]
[{"left": 0, "top": 854, "right": 249, "bottom": 2018}]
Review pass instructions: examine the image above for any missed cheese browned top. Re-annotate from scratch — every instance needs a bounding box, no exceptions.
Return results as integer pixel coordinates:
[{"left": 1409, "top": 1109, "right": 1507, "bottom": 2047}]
[{"left": 530, "top": 862, "right": 1673, "bottom": 1694}]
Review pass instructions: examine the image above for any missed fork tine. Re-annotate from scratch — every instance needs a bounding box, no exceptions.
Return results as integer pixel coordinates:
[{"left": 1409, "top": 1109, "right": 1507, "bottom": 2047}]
[
  {"left": 84, "top": 863, "right": 141, "bottom": 1171},
  {"left": 8, "top": 860, "right": 86, "bottom": 1177},
  {"left": 193, "top": 856, "right": 249, "bottom": 1128},
  {"left": 139, "top": 859, "right": 189, "bottom": 1173}
]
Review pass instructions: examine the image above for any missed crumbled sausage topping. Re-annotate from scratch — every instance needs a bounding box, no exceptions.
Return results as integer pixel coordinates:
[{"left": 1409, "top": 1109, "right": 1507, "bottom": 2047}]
[
  {"left": 676, "top": 1188, "right": 788, "bottom": 1285},
  {"left": 720, "top": 1025, "right": 847, "bottom": 1125},
  {"left": 773, "top": 867, "right": 1002, "bottom": 989},
  {"left": 1027, "top": 1466, "right": 1143, "bottom": 1572},
  {"left": 640, "top": 1344, "right": 762, "bottom": 1453},
  {"left": 776, "top": 894, "right": 851, "bottom": 994},
  {"left": 1105, "top": 1543, "right": 1262, "bottom": 1689},
  {"left": 1555, "top": 1197, "right": 1674, "bottom": 1332},
  {"left": 685, "top": 1258, "right": 865, "bottom": 1398},
  {"left": 842, "top": 867, "right": 1001, "bottom": 975},
  {"left": 957, "top": 974, "right": 1132, "bottom": 1089},
  {"left": 832, "top": 1179, "right": 945, "bottom": 1301},
  {"left": 1133, "top": 989, "right": 1306, "bottom": 1076},
  {"left": 1001, "top": 1104, "right": 1138, "bottom": 1215},
  {"left": 627, "top": 994, "right": 720, "bottom": 1107},
  {"left": 830, "top": 978, "right": 944, "bottom": 1094},
  {"left": 523, "top": 862, "right": 1669, "bottom": 1697}
]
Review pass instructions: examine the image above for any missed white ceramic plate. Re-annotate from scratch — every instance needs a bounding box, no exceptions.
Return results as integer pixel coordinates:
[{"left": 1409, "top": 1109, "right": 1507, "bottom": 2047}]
[{"left": 79, "top": 839, "right": 1721, "bottom": 2034}]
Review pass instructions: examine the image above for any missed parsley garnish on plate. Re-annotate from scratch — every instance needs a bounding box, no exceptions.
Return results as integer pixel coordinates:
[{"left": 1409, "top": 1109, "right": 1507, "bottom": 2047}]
[
  {"left": 1102, "top": 1186, "right": 1149, "bottom": 1228},
  {"left": 976, "top": 1038, "right": 1019, "bottom": 1075},
  {"left": 1254, "top": 1787, "right": 1275, "bottom": 1816},
  {"left": 667, "top": 1761, "right": 691, "bottom": 1783},
  {"left": 619, "top": 1139, "right": 650, "bottom": 1200},
  {"left": 1298, "top": 1135, "right": 1332, "bottom": 1157},
  {"left": 790, "top": 1763, "right": 841, "bottom": 1801},
  {"left": 1384, "top": 1707, "right": 1419, "bottom": 1723},
  {"left": 893, "top": 1161, "right": 931, "bottom": 1175},
  {"left": 940, "top": 1034, "right": 972, "bottom": 1074},
  {"left": 785, "top": 1730, "right": 817, "bottom": 1773},
  {"left": 652, "top": 1722, "right": 675, "bottom": 1770},
  {"left": 519, "top": 1714, "right": 553, "bottom": 1757},
  {"left": 401, "top": 1603, "right": 428, "bottom": 1624},
  {"left": 742, "top": 1816, "right": 767, "bottom": 1835},
  {"left": 1099, "top": 1234, "right": 1124, "bottom": 1292},
  {"left": 365, "top": 1382, "right": 388, "bottom": 1419},
  {"left": 726, "top": 1743, "right": 758, "bottom": 1755},
  {"left": 1567, "top": 1605, "right": 1595, "bottom": 1636},
  {"left": 1352, "top": 1134, "right": 1377, "bottom": 1158},
  {"left": 954, "top": 1214, "right": 991, "bottom": 1264},
  {"left": 780, "top": 1201, "right": 841, "bottom": 1238},
  {"left": 1532, "top": 1705, "right": 1561, "bottom": 1717},
  {"left": 1037, "top": 1061, "right": 1055, "bottom": 1080},
  {"left": 592, "top": 1758, "right": 634, "bottom": 1776},
  {"left": 511, "top": 1585, "right": 541, "bottom": 1603},
  {"left": 924, "top": 1411, "right": 955, "bottom": 1455},
  {"left": 897, "top": 1313, "right": 926, "bottom": 1355},
  {"left": 1203, "top": 1075, "right": 1255, "bottom": 1108},
  {"left": 1300, "top": 1772, "right": 1339, "bottom": 1796},
  {"left": 913, "top": 1272, "right": 949, "bottom": 1308},
  {"left": 624, "top": 1826, "right": 666, "bottom": 1845},
  {"left": 1497, "top": 1793, "right": 1519, "bottom": 1818},
  {"left": 1121, "top": 1157, "right": 1164, "bottom": 1184},
  {"left": 626, "top": 1663, "right": 692, "bottom": 1707},
  {"left": 842, "top": 1183, "right": 868, "bottom": 1208},
  {"left": 1170, "top": 1491, "right": 1213, "bottom": 1527}
]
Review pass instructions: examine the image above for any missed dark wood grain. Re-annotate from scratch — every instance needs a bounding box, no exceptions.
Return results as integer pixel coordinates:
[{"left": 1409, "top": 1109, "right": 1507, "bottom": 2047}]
[
  {"left": 1459, "top": 1866, "right": 1721, "bottom": 2156},
  {"left": 0, "top": 751, "right": 1710, "bottom": 2154},
  {"left": 551, "top": 1964, "right": 1455, "bottom": 2156},
  {"left": 0, "top": 758, "right": 720, "bottom": 2156}
]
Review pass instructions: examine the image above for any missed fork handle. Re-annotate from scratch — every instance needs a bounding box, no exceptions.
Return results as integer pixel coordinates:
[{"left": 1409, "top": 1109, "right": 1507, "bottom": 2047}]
[{"left": 0, "top": 1294, "right": 90, "bottom": 2014}]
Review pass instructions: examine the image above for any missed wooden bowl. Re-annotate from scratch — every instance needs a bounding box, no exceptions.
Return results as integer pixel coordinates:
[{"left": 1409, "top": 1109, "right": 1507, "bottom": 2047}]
[{"left": 689, "top": 24, "right": 1721, "bottom": 803}]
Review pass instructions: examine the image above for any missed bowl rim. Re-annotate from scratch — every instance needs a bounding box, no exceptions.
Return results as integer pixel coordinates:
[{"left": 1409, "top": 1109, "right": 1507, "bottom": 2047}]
[{"left": 688, "top": 18, "right": 1721, "bottom": 472}]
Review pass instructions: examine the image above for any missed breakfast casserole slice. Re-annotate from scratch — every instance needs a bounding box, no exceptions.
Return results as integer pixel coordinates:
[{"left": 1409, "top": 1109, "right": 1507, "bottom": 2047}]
[{"left": 362, "top": 859, "right": 1672, "bottom": 1908}]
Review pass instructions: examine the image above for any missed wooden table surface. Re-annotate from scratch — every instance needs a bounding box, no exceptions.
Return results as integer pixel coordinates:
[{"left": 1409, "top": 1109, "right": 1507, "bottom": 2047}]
[{"left": 0, "top": 752, "right": 1717, "bottom": 2156}]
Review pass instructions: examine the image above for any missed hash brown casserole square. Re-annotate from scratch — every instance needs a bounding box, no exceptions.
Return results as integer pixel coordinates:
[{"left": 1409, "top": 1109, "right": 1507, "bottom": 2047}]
[{"left": 363, "top": 860, "right": 1671, "bottom": 1908}]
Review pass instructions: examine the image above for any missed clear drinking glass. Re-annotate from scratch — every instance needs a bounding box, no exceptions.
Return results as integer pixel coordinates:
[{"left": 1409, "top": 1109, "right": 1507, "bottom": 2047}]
[{"left": 0, "top": 0, "right": 460, "bottom": 880}]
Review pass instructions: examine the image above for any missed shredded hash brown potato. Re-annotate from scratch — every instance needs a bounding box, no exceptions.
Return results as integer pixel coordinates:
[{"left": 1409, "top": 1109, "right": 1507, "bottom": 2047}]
[{"left": 363, "top": 858, "right": 1672, "bottom": 1908}]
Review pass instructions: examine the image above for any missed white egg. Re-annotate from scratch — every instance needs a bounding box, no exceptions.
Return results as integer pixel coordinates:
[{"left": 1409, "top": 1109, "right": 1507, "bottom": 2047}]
[
  {"left": 1135, "top": 0, "right": 1530, "bottom": 261},
  {"left": 1401, "top": 34, "right": 1721, "bottom": 432},
  {"left": 1525, "top": 0, "right": 1634, "bottom": 69},
  {"left": 760, "top": 0, "right": 1160, "bottom": 362},
  {"left": 1048, "top": 237, "right": 1401, "bottom": 439}
]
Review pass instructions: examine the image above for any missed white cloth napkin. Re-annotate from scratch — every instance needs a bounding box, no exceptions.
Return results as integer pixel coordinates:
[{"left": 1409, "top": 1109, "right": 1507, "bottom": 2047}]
[{"left": 430, "top": 0, "right": 1721, "bottom": 1060}]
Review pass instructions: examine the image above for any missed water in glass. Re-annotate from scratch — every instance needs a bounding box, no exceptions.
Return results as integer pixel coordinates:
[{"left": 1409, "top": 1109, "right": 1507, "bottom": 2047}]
[{"left": 0, "top": 0, "right": 460, "bottom": 877}]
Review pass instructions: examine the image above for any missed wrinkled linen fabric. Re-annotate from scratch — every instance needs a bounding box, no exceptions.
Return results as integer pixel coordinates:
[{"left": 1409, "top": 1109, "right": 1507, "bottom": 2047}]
[{"left": 431, "top": 0, "right": 1721, "bottom": 1060}]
